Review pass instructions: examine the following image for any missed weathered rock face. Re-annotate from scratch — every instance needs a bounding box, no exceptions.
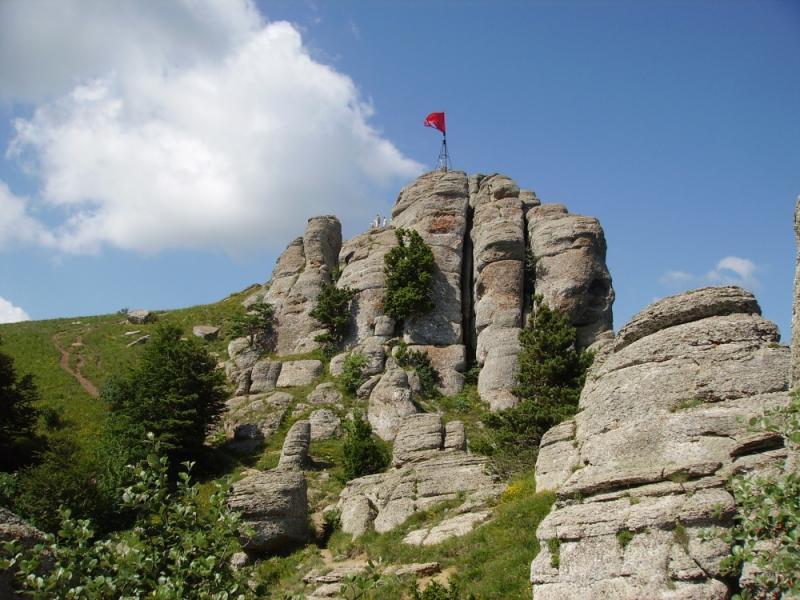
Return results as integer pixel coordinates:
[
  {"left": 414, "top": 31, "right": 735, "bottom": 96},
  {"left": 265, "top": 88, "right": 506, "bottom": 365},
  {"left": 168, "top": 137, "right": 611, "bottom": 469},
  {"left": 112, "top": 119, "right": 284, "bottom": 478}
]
[
  {"left": 309, "top": 409, "right": 341, "bottom": 441},
  {"left": 228, "top": 470, "right": 308, "bottom": 554},
  {"left": 337, "top": 227, "right": 398, "bottom": 345},
  {"left": 392, "top": 170, "right": 470, "bottom": 347},
  {"left": 471, "top": 174, "right": 525, "bottom": 410},
  {"left": 222, "top": 391, "right": 293, "bottom": 452},
  {"left": 264, "top": 216, "right": 342, "bottom": 355},
  {"left": 367, "top": 361, "right": 419, "bottom": 441},
  {"left": 277, "top": 420, "right": 311, "bottom": 470},
  {"left": 528, "top": 203, "right": 614, "bottom": 349},
  {"left": 531, "top": 286, "right": 791, "bottom": 600},
  {"left": 276, "top": 360, "right": 323, "bottom": 388},
  {"left": 337, "top": 414, "right": 499, "bottom": 537}
]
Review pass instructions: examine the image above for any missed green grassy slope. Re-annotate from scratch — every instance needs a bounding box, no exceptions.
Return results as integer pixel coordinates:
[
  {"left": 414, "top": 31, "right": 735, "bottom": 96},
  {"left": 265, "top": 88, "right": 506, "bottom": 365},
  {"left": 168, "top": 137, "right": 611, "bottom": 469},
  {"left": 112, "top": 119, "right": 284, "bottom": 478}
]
[{"left": 0, "top": 285, "right": 259, "bottom": 446}]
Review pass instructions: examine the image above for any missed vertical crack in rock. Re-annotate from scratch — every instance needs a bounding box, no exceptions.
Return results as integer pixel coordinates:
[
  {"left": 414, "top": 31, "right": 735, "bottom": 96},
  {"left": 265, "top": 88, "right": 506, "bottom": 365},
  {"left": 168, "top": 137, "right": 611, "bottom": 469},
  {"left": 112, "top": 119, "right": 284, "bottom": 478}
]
[
  {"left": 792, "top": 195, "right": 800, "bottom": 386},
  {"left": 461, "top": 199, "right": 476, "bottom": 362}
]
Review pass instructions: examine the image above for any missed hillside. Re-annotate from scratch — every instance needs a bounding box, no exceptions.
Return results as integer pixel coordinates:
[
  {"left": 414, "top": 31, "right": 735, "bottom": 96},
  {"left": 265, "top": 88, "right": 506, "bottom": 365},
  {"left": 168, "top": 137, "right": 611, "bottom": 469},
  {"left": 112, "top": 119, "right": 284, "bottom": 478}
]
[{"left": 1, "top": 171, "right": 797, "bottom": 600}]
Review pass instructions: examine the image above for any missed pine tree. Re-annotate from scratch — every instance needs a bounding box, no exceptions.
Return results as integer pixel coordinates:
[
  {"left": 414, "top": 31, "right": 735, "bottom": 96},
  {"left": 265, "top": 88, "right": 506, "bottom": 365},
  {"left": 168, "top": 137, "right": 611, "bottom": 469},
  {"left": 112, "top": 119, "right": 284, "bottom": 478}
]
[
  {"left": 0, "top": 336, "right": 41, "bottom": 472},
  {"left": 479, "top": 296, "right": 593, "bottom": 474},
  {"left": 383, "top": 228, "right": 435, "bottom": 322}
]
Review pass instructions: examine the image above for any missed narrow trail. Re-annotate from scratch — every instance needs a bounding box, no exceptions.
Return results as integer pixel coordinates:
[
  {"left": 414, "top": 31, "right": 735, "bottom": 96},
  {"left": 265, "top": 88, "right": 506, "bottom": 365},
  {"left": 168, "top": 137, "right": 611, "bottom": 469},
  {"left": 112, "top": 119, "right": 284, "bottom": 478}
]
[{"left": 52, "top": 333, "right": 99, "bottom": 398}]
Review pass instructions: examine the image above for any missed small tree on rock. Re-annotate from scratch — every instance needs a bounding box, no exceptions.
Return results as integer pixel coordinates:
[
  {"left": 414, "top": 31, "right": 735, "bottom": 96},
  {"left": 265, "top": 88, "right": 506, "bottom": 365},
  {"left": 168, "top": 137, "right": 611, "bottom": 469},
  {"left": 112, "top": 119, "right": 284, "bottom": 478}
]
[
  {"left": 383, "top": 228, "right": 435, "bottom": 323},
  {"left": 230, "top": 300, "right": 275, "bottom": 351},
  {"left": 310, "top": 282, "right": 356, "bottom": 358},
  {"left": 342, "top": 412, "right": 389, "bottom": 481},
  {"left": 478, "top": 296, "right": 592, "bottom": 474}
]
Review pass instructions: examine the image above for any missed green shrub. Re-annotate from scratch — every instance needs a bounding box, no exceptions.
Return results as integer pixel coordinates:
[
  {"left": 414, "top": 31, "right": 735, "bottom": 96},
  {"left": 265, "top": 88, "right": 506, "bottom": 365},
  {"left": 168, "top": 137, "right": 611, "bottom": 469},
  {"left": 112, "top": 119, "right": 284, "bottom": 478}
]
[
  {"left": 101, "top": 324, "right": 227, "bottom": 468},
  {"left": 0, "top": 336, "right": 42, "bottom": 471},
  {"left": 230, "top": 300, "right": 275, "bottom": 350},
  {"left": 10, "top": 436, "right": 112, "bottom": 533},
  {"left": 395, "top": 342, "right": 440, "bottom": 400},
  {"left": 718, "top": 395, "right": 800, "bottom": 598},
  {"left": 1, "top": 435, "right": 254, "bottom": 599},
  {"left": 339, "top": 352, "right": 368, "bottom": 395},
  {"left": 548, "top": 537, "right": 561, "bottom": 568},
  {"left": 478, "top": 296, "right": 592, "bottom": 475},
  {"left": 383, "top": 228, "right": 435, "bottom": 322},
  {"left": 616, "top": 528, "right": 635, "bottom": 549},
  {"left": 342, "top": 413, "right": 389, "bottom": 481},
  {"left": 311, "top": 282, "right": 356, "bottom": 358}
]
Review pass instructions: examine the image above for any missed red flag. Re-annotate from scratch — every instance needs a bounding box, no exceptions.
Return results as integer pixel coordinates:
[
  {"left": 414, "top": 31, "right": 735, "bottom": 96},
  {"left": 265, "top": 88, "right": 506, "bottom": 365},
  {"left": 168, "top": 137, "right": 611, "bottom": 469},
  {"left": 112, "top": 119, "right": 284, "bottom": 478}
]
[{"left": 423, "top": 112, "right": 446, "bottom": 134}]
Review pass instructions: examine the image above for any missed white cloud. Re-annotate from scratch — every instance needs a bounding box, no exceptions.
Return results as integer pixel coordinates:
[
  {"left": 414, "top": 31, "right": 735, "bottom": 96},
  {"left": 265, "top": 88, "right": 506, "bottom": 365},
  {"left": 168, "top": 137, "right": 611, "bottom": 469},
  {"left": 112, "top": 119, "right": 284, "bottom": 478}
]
[
  {"left": 1, "top": 0, "right": 423, "bottom": 255},
  {"left": 707, "top": 256, "right": 757, "bottom": 286},
  {"left": 659, "top": 256, "right": 759, "bottom": 291},
  {"left": 0, "top": 297, "right": 30, "bottom": 324},
  {"left": 658, "top": 270, "right": 693, "bottom": 285},
  {"left": 0, "top": 181, "right": 55, "bottom": 248}
]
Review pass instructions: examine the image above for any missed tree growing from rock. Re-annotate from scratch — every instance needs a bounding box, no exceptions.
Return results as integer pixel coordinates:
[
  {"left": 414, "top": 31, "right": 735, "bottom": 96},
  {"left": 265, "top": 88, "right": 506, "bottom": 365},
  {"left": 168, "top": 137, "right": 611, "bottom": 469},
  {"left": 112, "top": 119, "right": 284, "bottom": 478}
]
[
  {"left": 310, "top": 282, "right": 356, "bottom": 358},
  {"left": 383, "top": 228, "right": 435, "bottom": 323},
  {"left": 0, "top": 336, "right": 41, "bottom": 472},
  {"left": 342, "top": 412, "right": 389, "bottom": 481},
  {"left": 230, "top": 300, "right": 275, "bottom": 350},
  {"left": 478, "top": 296, "right": 592, "bottom": 474}
]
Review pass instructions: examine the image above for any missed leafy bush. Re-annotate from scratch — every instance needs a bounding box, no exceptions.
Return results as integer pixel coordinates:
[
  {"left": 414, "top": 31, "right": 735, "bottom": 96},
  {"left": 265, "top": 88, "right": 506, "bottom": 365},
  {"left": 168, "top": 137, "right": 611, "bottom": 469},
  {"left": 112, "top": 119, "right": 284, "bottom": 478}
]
[
  {"left": 339, "top": 352, "right": 368, "bottom": 395},
  {"left": 342, "top": 412, "right": 389, "bottom": 481},
  {"left": 1, "top": 435, "right": 254, "bottom": 600},
  {"left": 395, "top": 342, "right": 440, "bottom": 400},
  {"left": 0, "top": 336, "right": 42, "bottom": 471},
  {"left": 230, "top": 300, "right": 275, "bottom": 350},
  {"left": 718, "top": 395, "right": 800, "bottom": 598},
  {"left": 383, "top": 228, "right": 435, "bottom": 322},
  {"left": 478, "top": 296, "right": 592, "bottom": 474},
  {"left": 10, "top": 436, "right": 111, "bottom": 533},
  {"left": 311, "top": 282, "right": 356, "bottom": 358}
]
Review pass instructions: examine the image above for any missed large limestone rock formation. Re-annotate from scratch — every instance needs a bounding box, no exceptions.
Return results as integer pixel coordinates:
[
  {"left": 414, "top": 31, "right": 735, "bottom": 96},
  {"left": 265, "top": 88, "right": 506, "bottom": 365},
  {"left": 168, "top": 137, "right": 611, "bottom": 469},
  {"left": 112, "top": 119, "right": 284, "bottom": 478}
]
[
  {"left": 391, "top": 170, "right": 470, "bottom": 347},
  {"left": 531, "top": 286, "right": 791, "bottom": 600},
  {"left": 337, "top": 227, "right": 398, "bottom": 345},
  {"left": 337, "top": 414, "right": 500, "bottom": 537},
  {"left": 367, "top": 360, "right": 419, "bottom": 441},
  {"left": 264, "top": 216, "right": 342, "bottom": 355},
  {"left": 471, "top": 174, "right": 526, "bottom": 410},
  {"left": 528, "top": 203, "right": 614, "bottom": 349},
  {"left": 228, "top": 470, "right": 308, "bottom": 554}
]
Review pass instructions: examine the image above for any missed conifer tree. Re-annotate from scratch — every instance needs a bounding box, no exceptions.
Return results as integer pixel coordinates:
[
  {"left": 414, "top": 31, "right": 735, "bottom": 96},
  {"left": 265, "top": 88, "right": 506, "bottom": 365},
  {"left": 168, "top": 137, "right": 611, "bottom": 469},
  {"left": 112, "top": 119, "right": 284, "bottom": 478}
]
[
  {"left": 383, "top": 228, "right": 435, "bottom": 322},
  {"left": 0, "top": 336, "right": 40, "bottom": 472}
]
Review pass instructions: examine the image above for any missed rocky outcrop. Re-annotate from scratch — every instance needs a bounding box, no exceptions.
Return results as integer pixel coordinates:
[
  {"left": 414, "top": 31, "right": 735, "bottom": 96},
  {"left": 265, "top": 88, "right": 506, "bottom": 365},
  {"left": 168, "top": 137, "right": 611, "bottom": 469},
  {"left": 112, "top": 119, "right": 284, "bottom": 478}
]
[
  {"left": 249, "top": 358, "right": 282, "bottom": 394},
  {"left": 264, "top": 216, "right": 342, "bottom": 355},
  {"left": 527, "top": 203, "right": 614, "bottom": 349},
  {"left": 307, "top": 382, "right": 343, "bottom": 406},
  {"left": 402, "top": 510, "right": 491, "bottom": 546},
  {"left": 471, "top": 174, "right": 526, "bottom": 410},
  {"left": 337, "top": 227, "right": 398, "bottom": 345},
  {"left": 392, "top": 170, "right": 470, "bottom": 347},
  {"left": 309, "top": 409, "right": 341, "bottom": 441},
  {"left": 531, "top": 286, "right": 791, "bottom": 599},
  {"left": 276, "top": 359, "right": 323, "bottom": 388},
  {"left": 222, "top": 391, "right": 293, "bottom": 452},
  {"left": 228, "top": 470, "right": 308, "bottom": 554},
  {"left": 277, "top": 420, "right": 311, "bottom": 470},
  {"left": 192, "top": 325, "right": 219, "bottom": 340},
  {"left": 337, "top": 413, "right": 499, "bottom": 537},
  {"left": 367, "top": 360, "right": 419, "bottom": 441}
]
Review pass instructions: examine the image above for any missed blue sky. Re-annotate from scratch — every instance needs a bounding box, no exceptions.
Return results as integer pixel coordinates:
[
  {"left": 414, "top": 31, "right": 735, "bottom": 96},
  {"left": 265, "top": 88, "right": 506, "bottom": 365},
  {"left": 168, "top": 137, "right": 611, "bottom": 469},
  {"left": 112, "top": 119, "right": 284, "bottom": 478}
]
[{"left": 0, "top": 0, "right": 798, "bottom": 340}]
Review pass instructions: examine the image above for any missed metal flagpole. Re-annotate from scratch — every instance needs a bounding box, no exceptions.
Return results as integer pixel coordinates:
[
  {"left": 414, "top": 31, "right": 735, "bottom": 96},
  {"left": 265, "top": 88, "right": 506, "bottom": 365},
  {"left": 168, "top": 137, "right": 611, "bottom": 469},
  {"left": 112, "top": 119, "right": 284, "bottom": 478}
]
[{"left": 437, "top": 132, "right": 451, "bottom": 172}]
